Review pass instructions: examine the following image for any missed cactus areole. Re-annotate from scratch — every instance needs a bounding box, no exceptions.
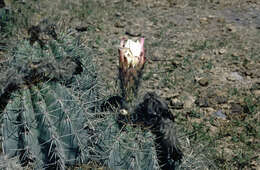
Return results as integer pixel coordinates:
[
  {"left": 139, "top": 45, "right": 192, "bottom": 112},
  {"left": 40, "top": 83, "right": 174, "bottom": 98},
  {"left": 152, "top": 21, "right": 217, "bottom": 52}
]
[{"left": 118, "top": 38, "right": 146, "bottom": 102}]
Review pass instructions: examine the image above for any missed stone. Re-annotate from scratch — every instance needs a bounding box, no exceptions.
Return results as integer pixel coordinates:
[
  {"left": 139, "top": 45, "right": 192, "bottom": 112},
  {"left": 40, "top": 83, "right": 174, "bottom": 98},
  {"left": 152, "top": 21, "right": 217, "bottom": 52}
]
[
  {"left": 226, "top": 24, "right": 236, "bottom": 32},
  {"left": 114, "top": 21, "right": 125, "bottom": 28},
  {"left": 252, "top": 90, "right": 260, "bottom": 97},
  {"left": 230, "top": 103, "right": 243, "bottom": 114},
  {"left": 219, "top": 48, "right": 226, "bottom": 55},
  {"left": 183, "top": 95, "right": 195, "bottom": 109},
  {"left": 198, "top": 78, "right": 209, "bottom": 86},
  {"left": 170, "top": 98, "right": 184, "bottom": 109},
  {"left": 125, "top": 27, "right": 141, "bottom": 37},
  {"left": 161, "top": 88, "right": 179, "bottom": 100},
  {"left": 214, "top": 110, "right": 227, "bottom": 119},
  {"left": 75, "top": 26, "right": 88, "bottom": 32},
  {"left": 227, "top": 72, "right": 243, "bottom": 82},
  {"left": 115, "top": 12, "right": 121, "bottom": 17},
  {"left": 195, "top": 97, "right": 209, "bottom": 107},
  {"left": 216, "top": 17, "right": 226, "bottom": 23},
  {"left": 199, "top": 17, "right": 209, "bottom": 24},
  {"left": 92, "top": 42, "right": 99, "bottom": 48},
  {"left": 215, "top": 96, "right": 227, "bottom": 104}
]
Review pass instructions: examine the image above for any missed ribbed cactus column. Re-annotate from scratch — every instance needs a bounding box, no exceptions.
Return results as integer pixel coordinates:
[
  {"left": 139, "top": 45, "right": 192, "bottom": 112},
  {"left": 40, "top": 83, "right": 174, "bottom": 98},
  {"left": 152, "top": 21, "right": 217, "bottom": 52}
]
[
  {"left": 1, "top": 32, "right": 96, "bottom": 169},
  {"left": 3, "top": 88, "right": 45, "bottom": 169},
  {"left": 95, "top": 113, "right": 160, "bottom": 170},
  {"left": 2, "top": 82, "right": 91, "bottom": 169}
]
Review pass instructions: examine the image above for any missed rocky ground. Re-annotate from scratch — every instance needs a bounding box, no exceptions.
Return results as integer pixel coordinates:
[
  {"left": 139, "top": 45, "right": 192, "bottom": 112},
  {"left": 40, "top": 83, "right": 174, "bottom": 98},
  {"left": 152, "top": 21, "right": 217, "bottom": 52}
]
[{"left": 1, "top": 0, "right": 260, "bottom": 169}]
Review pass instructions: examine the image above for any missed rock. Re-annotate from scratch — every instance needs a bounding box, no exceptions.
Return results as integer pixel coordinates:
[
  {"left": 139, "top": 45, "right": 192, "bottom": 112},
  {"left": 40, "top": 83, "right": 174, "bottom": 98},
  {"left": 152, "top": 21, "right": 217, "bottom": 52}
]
[
  {"left": 75, "top": 26, "right": 88, "bottom": 32},
  {"left": 200, "top": 55, "right": 211, "bottom": 61},
  {"left": 114, "top": 21, "right": 125, "bottom": 28},
  {"left": 183, "top": 95, "right": 195, "bottom": 109},
  {"left": 227, "top": 72, "right": 243, "bottom": 82},
  {"left": 213, "top": 110, "right": 227, "bottom": 119},
  {"left": 252, "top": 90, "right": 260, "bottom": 97},
  {"left": 206, "top": 107, "right": 215, "bottom": 114},
  {"left": 115, "top": 12, "right": 121, "bottom": 17},
  {"left": 216, "top": 17, "right": 226, "bottom": 23},
  {"left": 92, "top": 42, "right": 99, "bottom": 48},
  {"left": 226, "top": 24, "right": 236, "bottom": 32},
  {"left": 207, "top": 90, "right": 216, "bottom": 98},
  {"left": 161, "top": 89, "right": 179, "bottom": 100},
  {"left": 199, "top": 17, "right": 209, "bottom": 24},
  {"left": 125, "top": 27, "right": 141, "bottom": 37},
  {"left": 244, "top": 62, "right": 255, "bottom": 70},
  {"left": 215, "top": 96, "right": 227, "bottom": 104},
  {"left": 230, "top": 103, "right": 243, "bottom": 114},
  {"left": 195, "top": 97, "right": 209, "bottom": 107},
  {"left": 198, "top": 78, "right": 209, "bottom": 86},
  {"left": 219, "top": 48, "right": 226, "bottom": 55},
  {"left": 170, "top": 98, "right": 184, "bottom": 109}
]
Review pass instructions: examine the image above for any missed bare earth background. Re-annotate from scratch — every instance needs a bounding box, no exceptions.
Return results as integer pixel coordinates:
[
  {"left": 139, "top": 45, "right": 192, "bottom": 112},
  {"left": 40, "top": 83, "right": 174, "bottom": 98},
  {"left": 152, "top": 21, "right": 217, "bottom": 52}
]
[{"left": 1, "top": 0, "right": 260, "bottom": 169}]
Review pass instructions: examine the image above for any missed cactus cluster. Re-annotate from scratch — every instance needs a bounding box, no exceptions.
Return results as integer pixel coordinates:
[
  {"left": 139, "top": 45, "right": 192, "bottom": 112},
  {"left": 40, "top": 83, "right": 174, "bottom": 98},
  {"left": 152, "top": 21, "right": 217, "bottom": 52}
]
[
  {"left": 0, "top": 27, "right": 182, "bottom": 169},
  {"left": 0, "top": 30, "right": 99, "bottom": 169}
]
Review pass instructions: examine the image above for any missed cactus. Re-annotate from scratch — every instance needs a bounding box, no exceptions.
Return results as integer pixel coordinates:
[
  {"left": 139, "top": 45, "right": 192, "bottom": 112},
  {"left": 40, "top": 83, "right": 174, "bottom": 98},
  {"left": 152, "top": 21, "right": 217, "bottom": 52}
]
[
  {"left": 2, "top": 82, "right": 91, "bottom": 169},
  {"left": 1, "top": 30, "right": 182, "bottom": 169},
  {"left": 101, "top": 92, "right": 183, "bottom": 170},
  {"left": 0, "top": 32, "right": 98, "bottom": 169},
  {"left": 0, "top": 7, "right": 13, "bottom": 52},
  {"left": 92, "top": 111, "right": 160, "bottom": 170},
  {"left": 0, "top": 7, "right": 13, "bottom": 36}
]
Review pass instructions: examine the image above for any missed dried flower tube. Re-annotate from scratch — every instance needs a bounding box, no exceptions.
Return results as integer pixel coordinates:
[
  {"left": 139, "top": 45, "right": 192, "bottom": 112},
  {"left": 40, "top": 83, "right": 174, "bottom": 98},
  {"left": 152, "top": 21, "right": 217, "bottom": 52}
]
[{"left": 118, "top": 38, "right": 146, "bottom": 102}]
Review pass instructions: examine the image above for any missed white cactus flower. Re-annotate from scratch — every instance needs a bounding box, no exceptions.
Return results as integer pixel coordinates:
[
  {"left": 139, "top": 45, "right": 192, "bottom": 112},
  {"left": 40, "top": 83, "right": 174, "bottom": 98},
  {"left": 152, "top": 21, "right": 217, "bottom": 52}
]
[
  {"left": 118, "top": 37, "right": 146, "bottom": 102},
  {"left": 124, "top": 39, "right": 142, "bottom": 57},
  {"left": 120, "top": 39, "right": 144, "bottom": 67}
]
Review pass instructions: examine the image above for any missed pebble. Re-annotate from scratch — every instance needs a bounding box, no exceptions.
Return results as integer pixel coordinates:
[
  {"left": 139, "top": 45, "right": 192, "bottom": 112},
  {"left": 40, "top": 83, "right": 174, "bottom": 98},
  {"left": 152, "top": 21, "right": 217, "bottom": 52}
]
[
  {"left": 198, "top": 78, "right": 209, "bottom": 86},
  {"left": 184, "top": 95, "right": 195, "bottom": 109},
  {"left": 195, "top": 97, "right": 209, "bottom": 107},
  {"left": 170, "top": 99, "right": 184, "bottom": 109},
  {"left": 216, "top": 17, "right": 226, "bottom": 23},
  {"left": 219, "top": 48, "right": 226, "bottom": 55},
  {"left": 92, "top": 42, "right": 99, "bottom": 48},
  {"left": 226, "top": 24, "right": 236, "bottom": 32},
  {"left": 214, "top": 110, "right": 227, "bottom": 119},
  {"left": 227, "top": 72, "right": 243, "bottom": 82},
  {"left": 75, "top": 26, "right": 88, "bottom": 32},
  {"left": 230, "top": 103, "right": 243, "bottom": 114},
  {"left": 215, "top": 96, "right": 227, "bottom": 104},
  {"left": 199, "top": 17, "right": 209, "bottom": 24},
  {"left": 114, "top": 21, "right": 125, "bottom": 28},
  {"left": 125, "top": 28, "right": 141, "bottom": 37},
  {"left": 115, "top": 12, "right": 121, "bottom": 17},
  {"left": 252, "top": 90, "right": 260, "bottom": 97},
  {"left": 161, "top": 89, "right": 179, "bottom": 100}
]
